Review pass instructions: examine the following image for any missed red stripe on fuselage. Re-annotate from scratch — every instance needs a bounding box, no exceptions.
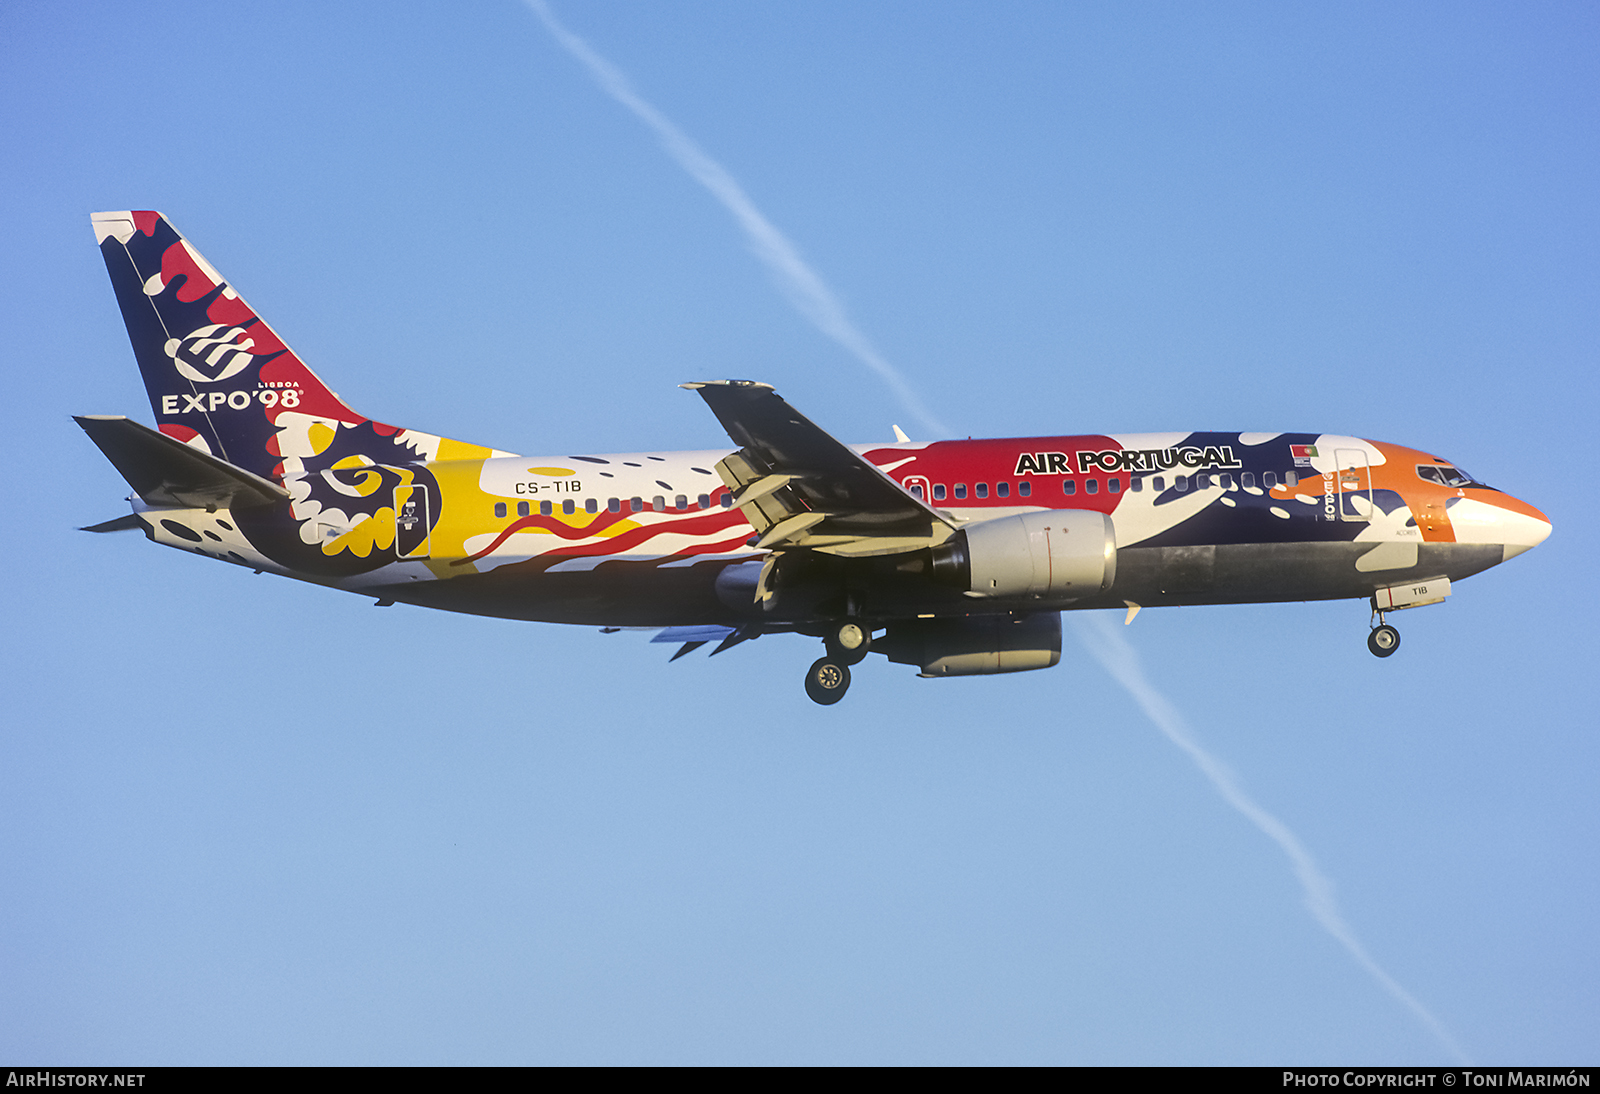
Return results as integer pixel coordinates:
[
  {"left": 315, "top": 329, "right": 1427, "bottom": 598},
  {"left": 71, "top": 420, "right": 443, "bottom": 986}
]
[
  {"left": 863, "top": 435, "right": 1124, "bottom": 515},
  {"left": 453, "top": 506, "right": 748, "bottom": 566}
]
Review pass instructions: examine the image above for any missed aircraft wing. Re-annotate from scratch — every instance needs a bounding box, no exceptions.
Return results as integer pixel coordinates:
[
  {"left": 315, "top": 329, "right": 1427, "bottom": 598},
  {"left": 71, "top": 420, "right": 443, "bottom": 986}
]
[
  {"left": 75, "top": 415, "right": 291, "bottom": 511},
  {"left": 684, "top": 380, "right": 954, "bottom": 558}
]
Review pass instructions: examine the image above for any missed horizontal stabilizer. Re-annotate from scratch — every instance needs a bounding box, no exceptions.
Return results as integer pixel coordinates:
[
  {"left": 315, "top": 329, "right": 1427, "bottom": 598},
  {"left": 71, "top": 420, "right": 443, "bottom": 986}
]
[
  {"left": 74, "top": 415, "right": 290, "bottom": 510},
  {"left": 80, "top": 514, "right": 146, "bottom": 533}
]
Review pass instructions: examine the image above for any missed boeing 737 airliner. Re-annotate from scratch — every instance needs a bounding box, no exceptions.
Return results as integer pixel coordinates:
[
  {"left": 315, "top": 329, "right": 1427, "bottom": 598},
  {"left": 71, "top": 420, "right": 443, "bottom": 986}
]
[{"left": 78, "top": 212, "right": 1551, "bottom": 703}]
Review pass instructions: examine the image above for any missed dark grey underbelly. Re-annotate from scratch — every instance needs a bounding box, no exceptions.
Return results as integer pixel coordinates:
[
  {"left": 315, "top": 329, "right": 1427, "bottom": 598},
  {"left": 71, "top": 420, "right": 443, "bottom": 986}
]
[
  {"left": 362, "top": 541, "right": 1507, "bottom": 626},
  {"left": 1072, "top": 541, "right": 1502, "bottom": 609}
]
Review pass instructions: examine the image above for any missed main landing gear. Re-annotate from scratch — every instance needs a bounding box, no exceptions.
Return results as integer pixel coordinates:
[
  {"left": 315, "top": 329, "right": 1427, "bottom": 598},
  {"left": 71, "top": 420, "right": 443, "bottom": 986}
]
[
  {"left": 805, "top": 657, "right": 851, "bottom": 704},
  {"left": 826, "top": 621, "right": 871, "bottom": 665},
  {"left": 1367, "top": 610, "right": 1401, "bottom": 658},
  {"left": 804, "top": 621, "right": 873, "bottom": 705}
]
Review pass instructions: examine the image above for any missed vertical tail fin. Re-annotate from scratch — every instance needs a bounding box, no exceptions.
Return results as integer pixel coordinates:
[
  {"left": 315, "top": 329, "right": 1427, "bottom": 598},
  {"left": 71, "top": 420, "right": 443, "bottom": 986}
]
[{"left": 92, "top": 211, "right": 510, "bottom": 480}]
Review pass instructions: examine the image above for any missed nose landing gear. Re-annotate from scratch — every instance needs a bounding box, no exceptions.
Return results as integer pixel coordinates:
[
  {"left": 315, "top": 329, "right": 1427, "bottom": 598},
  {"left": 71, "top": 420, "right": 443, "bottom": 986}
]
[{"left": 1367, "top": 611, "right": 1401, "bottom": 658}]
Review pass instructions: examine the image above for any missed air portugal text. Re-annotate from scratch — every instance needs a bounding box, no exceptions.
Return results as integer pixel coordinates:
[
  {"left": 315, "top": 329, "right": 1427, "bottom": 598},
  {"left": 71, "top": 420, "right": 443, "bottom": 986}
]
[{"left": 1014, "top": 446, "right": 1242, "bottom": 476}]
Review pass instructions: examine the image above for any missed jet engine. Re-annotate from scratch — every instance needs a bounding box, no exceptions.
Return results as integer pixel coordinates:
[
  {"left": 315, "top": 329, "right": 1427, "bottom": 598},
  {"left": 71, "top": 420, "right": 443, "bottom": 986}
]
[
  {"left": 930, "top": 510, "right": 1116, "bottom": 599},
  {"left": 879, "top": 612, "right": 1062, "bottom": 676}
]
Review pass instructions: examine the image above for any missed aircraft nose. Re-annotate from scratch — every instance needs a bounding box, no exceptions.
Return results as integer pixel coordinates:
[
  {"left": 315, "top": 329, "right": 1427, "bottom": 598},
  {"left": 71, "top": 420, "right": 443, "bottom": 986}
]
[
  {"left": 1439, "top": 491, "right": 1550, "bottom": 561},
  {"left": 1492, "top": 495, "right": 1552, "bottom": 561}
]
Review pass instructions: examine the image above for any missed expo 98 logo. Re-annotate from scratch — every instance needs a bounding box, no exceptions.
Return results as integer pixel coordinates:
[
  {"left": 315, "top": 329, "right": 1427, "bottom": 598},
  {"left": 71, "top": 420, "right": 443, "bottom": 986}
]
[
  {"left": 159, "top": 323, "right": 303, "bottom": 415},
  {"left": 164, "top": 324, "right": 257, "bottom": 385}
]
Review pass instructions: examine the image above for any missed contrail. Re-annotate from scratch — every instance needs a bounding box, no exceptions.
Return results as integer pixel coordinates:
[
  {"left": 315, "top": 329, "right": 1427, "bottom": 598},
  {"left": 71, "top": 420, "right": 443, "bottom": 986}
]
[
  {"left": 521, "top": 9, "right": 1457, "bottom": 1050},
  {"left": 523, "top": 0, "right": 950, "bottom": 437},
  {"left": 1072, "top": 612, "right": 1470, "bottom": 1063}
]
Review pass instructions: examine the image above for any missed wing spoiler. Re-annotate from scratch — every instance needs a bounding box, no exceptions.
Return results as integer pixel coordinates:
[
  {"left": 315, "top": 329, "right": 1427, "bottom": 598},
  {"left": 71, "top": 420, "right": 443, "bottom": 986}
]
[{"left": 74, "top": 415, "right": 290, "bottom": 511}]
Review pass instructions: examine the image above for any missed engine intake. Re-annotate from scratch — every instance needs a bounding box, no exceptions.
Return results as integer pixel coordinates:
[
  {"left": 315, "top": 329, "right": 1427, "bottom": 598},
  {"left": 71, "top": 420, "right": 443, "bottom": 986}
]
[{"left": 930, "top": 510, "right": 1116, "bottom": 599}]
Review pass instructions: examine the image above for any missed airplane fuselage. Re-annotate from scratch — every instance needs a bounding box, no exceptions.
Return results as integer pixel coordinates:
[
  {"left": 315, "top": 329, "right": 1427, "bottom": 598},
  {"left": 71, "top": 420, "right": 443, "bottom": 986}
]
[
  {"left": 136, "top": 430, "right": 1548, "bottom": 627},
  {"left": 81, "top": 211, "right": 1551, "bottom": 701}
]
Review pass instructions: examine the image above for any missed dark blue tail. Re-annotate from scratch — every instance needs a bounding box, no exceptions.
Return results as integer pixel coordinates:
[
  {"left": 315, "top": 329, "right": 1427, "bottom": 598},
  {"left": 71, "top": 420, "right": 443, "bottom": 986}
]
[{"left": 92, "top": 211, "right": 505, "bottom": 480}]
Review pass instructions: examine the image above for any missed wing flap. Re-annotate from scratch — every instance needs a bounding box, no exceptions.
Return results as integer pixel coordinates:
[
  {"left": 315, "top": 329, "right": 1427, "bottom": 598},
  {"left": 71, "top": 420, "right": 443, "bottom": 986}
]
[
  {"left": 754, "top": 510, "right": 829, "bottom": 549},
  {"left": 75, "top": 415, "right": 290, "bottom": 510},
  {"left": 687, "top": 380, "right": 953, "bottom": 555},
  {"left": 732, "top": 472, "right": 797, "bottom": 507},
  {"left": 651, "top": 625, "right": 737, "bottom": 644}
]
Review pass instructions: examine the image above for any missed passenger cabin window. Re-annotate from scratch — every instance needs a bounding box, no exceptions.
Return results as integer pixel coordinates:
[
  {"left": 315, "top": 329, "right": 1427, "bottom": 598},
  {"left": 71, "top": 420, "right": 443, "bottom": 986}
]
[
  {"left": 997, "top": 482, "right": 1009, "bottom": 498},
  {"left": 1285, "top": 472, "right": 1298, "bottom": 488},
  {"left": 720, "top": 494, "right": 733, "bottom": 508},
  {"left": 1153, "top": 476, "right": 1165, "bottom": 491},
  {"left": 698, "top": 494, "right": 710, "bottom": 509},
  {"left": 1175, "top": 476, "right": 1188, "bottom": 492},
  {"left": 586, "top": 498, "right": 598, "bottom": 514},
  {"left": 630, "top": 497, "right": 643, "bottom": 512},
  {"left": 1063, "top": 480, "right": 1077, "bottom": 496},
  {"left": 517, "top": 501, "right": 529, "bottom": 517},
  {"left": 652, "top": 496, "right": 665, "bottom": 512},
  {"left": 933, "top": 484, "right": 946, "bottom": 501},
  {"left": 1086, "top": 479, "right": 1099, "bottom": 495},
  {"left": 1130, "top": 477, "right": 1142, "bottom": 493},
  {"left": 1241, "top": 472, "right": 1256, "bottom": 489},
  {"left": 1265, "top": 471, "right": 1278, "bottom": 489},
  {"left": 563, "top": 500, "right": 575, "bottom": 515},
  {"left": 1196, "top": 473, "right": 1212, "bottom": 489},
  {"left": 494, "top": 502, "right": 507, "bottom": 518},
  {"left": 608, "top": 498, "right": 621, "bottom": 513},
  {"left": 1108, "top": 478, "right": 1121, "bottom": 493},
  {"left": 975, "top": 483, "right": 988, "bottom": 499},
  {"left": 541, "top": 500, "right": 552, "bottom": 516},
  {"left": 909, "top": 484, "right": 925, "bottom": 499},
  {"left": 675, "top": 495, "right": 687, "bottom": 510},
  {"left": 954, "top": 484, "right": 967, "bottom": 500},
  {"left": 1018, "top": 482, "right": 1031, "bottom": 497},
  {"left": 1218, "top": 473, "right": 1232, "bottom": 489}
]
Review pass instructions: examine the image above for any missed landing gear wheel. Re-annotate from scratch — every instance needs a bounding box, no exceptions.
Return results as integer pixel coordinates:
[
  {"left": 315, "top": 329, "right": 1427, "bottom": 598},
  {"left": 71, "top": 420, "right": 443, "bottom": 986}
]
[
  {"left": 805, "top": 657, "right": 852, "bottom": 705},
  {"left": 1367, "top": 624, "right": 1400, "bottom": 658},
  {"left": 826, "top": 621, "right": 871, "bottom": 665}
]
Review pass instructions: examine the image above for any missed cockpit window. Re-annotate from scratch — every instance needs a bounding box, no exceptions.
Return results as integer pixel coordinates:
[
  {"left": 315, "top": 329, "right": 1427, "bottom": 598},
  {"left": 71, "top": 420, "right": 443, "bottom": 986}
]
[{"left": 1416, "top": 464, "right": 1483, "bottom": 488}]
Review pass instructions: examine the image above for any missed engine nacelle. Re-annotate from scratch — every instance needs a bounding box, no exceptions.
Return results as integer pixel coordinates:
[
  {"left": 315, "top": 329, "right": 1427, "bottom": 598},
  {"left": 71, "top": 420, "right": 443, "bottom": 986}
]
[
  {"left": 879, "top": 612, "right": 1062, "bottom": 677},
  {"left": 931, "top": 510, "right": 1116, "bottom": 599}
]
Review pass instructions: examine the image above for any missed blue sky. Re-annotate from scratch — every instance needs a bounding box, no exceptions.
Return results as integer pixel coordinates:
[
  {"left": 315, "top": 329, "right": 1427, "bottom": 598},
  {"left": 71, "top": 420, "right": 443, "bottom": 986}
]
[{"left": 2, "top": 0, "right": 1596, "bottom": 1064}]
